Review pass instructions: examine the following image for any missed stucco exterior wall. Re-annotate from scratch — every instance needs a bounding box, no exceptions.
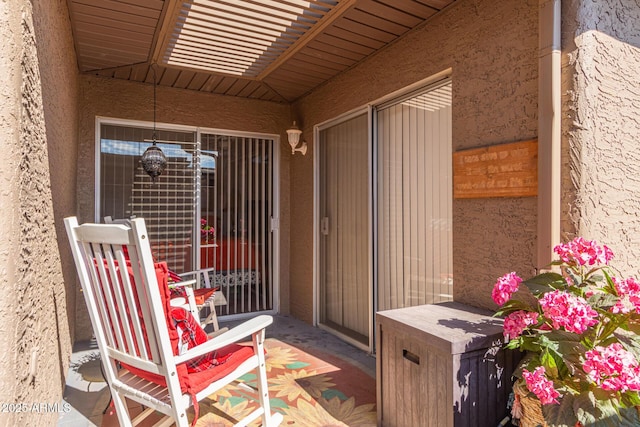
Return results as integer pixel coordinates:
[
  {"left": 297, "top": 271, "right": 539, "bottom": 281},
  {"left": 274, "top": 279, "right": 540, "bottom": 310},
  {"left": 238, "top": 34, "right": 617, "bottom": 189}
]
[
  {"left": 76, "top": 75, "right": 292, "bottom": 339},
  {"left": 0, "top": 0, "right": 78, "bottom": 425},
  {"left": 562, "top": 0, "right": 640, "bottom": 276},
  {"left": 291, "top": 0, "right": 539, "bottom": 320}
]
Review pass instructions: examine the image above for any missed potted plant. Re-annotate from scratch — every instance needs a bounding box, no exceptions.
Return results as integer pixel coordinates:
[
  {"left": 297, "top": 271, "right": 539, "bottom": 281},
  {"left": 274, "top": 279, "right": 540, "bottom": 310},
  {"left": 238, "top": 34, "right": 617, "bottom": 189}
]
[
  {"left": 200, "top": 218, "right": 215, "bottom": 244},
  {"left": 493, "top": 237, "right": 640, "bottom": 426}
]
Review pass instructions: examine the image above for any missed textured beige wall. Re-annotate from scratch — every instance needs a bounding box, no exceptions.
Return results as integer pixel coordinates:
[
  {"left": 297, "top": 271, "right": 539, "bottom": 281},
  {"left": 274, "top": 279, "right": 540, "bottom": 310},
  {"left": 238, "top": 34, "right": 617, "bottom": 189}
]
[
  {"left": 76, "top": 75, "right": 292, "bottom": 339},
  {"left": 291, "top": 0, "right": 539, "bottom": 319},
  {"left": 0, "top": 0, "right": 78, "bottom": 425},
  {"left": 562, "top": 0, "right": 640, "bottom": 276}
]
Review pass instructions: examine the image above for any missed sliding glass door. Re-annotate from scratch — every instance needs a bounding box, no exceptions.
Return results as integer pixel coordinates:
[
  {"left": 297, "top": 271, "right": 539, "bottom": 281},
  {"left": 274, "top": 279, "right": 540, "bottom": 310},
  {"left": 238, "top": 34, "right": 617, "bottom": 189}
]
[
  {"left": 316, "top": 80, "right": 453, "bottom": 350},
  {"left": 200, "top": 133, "right": 275, "bottom": 315},
  {"left": 318, "top": 112, "right": 370, "bottom": 347},
  {"left": 375, "top": 80, "right": 453, "bottom": 310},
  {"left": 98, "top": 121, "right": 277, "bottom": 316}
]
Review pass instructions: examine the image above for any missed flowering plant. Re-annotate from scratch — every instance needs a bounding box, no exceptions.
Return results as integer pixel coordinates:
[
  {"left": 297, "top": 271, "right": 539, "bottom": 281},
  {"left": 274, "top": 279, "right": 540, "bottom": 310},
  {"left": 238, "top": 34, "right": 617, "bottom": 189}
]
[
  {"left": 494, "top": 237, "right": 640, "bottom": 426},
  {"left": 200, "top": 218, "right": 215, "bottom": 242}
]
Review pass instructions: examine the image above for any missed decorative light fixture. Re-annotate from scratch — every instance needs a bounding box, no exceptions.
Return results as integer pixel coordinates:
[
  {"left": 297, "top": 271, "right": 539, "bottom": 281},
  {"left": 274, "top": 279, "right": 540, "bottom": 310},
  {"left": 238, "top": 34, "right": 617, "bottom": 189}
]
[
  {"left": 140, "top": 66, "right": 167, "bottom": 182},
  {"left": 286, "top": 121, "right": 307, "bottom": 155}
]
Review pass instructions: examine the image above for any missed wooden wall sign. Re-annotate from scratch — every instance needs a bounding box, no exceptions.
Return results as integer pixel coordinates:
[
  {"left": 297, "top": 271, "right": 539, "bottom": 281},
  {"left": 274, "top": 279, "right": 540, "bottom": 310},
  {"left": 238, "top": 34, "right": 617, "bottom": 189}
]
[{"left": 453, "top": 139, "right": 538, "bottom": 199}]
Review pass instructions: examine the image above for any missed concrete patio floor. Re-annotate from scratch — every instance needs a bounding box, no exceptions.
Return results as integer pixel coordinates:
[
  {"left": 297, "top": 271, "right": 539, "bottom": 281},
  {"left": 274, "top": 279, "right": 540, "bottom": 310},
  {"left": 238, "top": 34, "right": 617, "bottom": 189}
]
[{"left": 57, "top": 315, "right": 376, "bottom": 426}]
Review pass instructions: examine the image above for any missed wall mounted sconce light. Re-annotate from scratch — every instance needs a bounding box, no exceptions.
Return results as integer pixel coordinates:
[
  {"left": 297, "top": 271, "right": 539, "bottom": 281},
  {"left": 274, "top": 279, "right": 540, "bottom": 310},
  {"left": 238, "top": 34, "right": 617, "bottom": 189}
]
[{"left": 286, "top": 121, "right": 307, "bottom": 155}]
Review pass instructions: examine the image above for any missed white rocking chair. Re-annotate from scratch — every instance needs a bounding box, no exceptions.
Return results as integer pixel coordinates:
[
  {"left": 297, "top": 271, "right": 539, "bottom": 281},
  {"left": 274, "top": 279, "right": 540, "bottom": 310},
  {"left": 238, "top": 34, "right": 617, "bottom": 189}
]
[{"left": 65, "top": 216, "right": 282, "bottom": 427}]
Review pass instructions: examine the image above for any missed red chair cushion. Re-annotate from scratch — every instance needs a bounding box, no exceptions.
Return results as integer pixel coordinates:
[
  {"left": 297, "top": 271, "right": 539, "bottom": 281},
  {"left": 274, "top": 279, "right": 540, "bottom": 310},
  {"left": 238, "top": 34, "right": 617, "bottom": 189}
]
[
  {"left": 119, "top": 259, "right": 253, "bottom": 393},
  {"left": 119, "top": 261, "right": 191, "bottom": 394},
  {"left": 187, "top": 345, "right": 254, "bottom": 393}
]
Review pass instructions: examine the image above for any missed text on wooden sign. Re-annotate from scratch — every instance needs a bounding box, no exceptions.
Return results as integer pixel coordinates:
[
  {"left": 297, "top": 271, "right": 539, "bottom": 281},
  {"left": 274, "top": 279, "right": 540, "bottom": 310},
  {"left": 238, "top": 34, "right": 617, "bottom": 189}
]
[{"left": 453, "top": 140, "right": 538, "bottom": 199}]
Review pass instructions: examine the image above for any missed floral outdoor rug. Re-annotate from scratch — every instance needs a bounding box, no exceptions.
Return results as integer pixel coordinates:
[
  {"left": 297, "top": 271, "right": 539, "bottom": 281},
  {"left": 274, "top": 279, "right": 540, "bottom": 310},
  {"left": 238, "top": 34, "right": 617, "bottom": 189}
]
[{"left": 195, "top": 338, "right": 377, "bottom": 426}]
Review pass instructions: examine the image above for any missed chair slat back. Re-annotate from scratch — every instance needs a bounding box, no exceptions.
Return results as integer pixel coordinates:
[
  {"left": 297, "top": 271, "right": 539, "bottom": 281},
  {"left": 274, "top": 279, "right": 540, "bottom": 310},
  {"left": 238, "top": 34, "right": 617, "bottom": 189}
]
[{"left": 65, "top": 217, "right": 172, "bottom": 372}]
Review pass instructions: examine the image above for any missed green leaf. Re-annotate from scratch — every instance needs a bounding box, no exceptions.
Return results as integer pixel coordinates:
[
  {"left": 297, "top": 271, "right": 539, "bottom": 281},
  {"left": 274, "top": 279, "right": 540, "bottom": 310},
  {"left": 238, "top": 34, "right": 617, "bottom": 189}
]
[
  {"left": 573, "top": 391, "right": 616, "bottom": 427},
  {"left": 587, "top": 292, "right": 619, "bottom": 311},
  {"left": 573, "top": 391, "right": 640, "bottom": 427},
  {"left": 573, "top": 391, "right": 621, "bottom": 427},
  {"left": 541, "top": 392, "right": 578, "bottom": 426},
  {"left": 596, "top": 322, "right": 623, "bottom": 345},
  {"left": 505, "top": 339, "right": 522, "bottom": 350},
  {"left": 536, "top": 332, "right": 585, "bottom": 380},
  {"left": 621, "top": 391, "right": 640, "bottom": 408},
  {"left": 538, "top": 333, "right": 561, "bottom": 352},
  {"left": 541, "top": 349, "right": 559, "bottom": 378},
  {"left": 584, "top": 273, "right": 605, "bottom": 287},
  {"left": 494, "top": 299, "right": 535, "bottom": 316},
  {"left": 518, "top": 336, "right": 542, "bottom": 353},
  {"left": 614, "top": 329, "right": 640, "bottom": 361},
  {"left": 555, "top": 343, "right": 586, "bottom": 377},
  {"left": 625, "top": 319, "right": 640, "bottom": 335},
  {"left": 523, "top": 272, "right": 566, "bottom": 296},
  {"left": 592, "top": 387, "right": 618, "bottom": 405},
  {"left": 544, "top": 329, "right": 582, "bottom": 343}
]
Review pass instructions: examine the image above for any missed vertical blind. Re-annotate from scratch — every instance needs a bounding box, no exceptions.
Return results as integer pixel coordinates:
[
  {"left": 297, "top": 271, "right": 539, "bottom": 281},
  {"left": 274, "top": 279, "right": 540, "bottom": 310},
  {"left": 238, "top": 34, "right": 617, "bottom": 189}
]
[
  {"left": 376, "top": 81, "right": 453, "bottom": 311},
  {"left": 200, "top": 133, "right": 274, "bottom": 315}
]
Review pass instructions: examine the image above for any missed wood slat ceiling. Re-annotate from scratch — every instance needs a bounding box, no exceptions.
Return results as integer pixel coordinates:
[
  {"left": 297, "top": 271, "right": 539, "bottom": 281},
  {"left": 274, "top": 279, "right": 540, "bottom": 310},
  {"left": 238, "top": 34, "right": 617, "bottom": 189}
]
[{"left": 67, "top": 0, "right": 456, "bottom": 103}]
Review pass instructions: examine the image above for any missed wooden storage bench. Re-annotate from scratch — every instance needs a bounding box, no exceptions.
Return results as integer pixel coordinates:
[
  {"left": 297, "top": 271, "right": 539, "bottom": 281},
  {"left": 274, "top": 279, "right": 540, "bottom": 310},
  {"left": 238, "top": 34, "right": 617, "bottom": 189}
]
[{"left": 376, "top": 302, "right": 521, "bottom": 427}]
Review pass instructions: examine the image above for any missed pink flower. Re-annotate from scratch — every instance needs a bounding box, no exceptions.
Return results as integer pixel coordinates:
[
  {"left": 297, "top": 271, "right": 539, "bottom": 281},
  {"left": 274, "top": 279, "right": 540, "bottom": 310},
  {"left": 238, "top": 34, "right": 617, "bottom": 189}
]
[
  {"left": 503, "top": 311, "right": 539, "bottom": 340},
  {"left": 564, "top": 274, "right": 576, "bottom": 287},
  {"left": 583, "top": 343, "right": 640, "bottom": 392},
  {"left": 553, "top": 237, "right": 614, "bottom": 267},
  {"left": 611, "top": 277, "right": 640, "bottom": 314},
  {"left": 539, "top": 290, "right": 598, "bottom": 334},
  {"left": 522, "top": 366, "right": 561, "bottom": 404},
  {"left": 614, "top": 277, "right": 640, "bottom": 295},
  {"left": 492, "top": 272, "right": 522, "bottom": 306}
]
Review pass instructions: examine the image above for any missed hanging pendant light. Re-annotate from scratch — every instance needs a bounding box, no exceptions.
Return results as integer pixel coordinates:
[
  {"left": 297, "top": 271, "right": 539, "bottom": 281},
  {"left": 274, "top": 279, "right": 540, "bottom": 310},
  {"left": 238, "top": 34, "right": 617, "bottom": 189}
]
[{"left": 141, "top": 65, "right": 167, "bottom": 183}]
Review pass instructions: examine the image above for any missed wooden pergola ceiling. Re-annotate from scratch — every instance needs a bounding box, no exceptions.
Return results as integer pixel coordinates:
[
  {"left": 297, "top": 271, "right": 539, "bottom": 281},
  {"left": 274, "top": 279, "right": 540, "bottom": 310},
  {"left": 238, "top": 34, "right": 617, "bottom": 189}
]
[{"left": 67, "top": 0, "right": 456, "bottom": 103}]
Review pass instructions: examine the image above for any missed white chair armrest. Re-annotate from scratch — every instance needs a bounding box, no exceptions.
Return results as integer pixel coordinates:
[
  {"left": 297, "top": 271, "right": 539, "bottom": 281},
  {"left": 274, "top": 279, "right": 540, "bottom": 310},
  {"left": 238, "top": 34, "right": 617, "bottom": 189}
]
[
  {"left": 174, "top": 315, "right": 273, "bottom": 364},
  {"left": 179, "top": 268, "right": 215, "bottom": 290},
  {"left": 170, "top": 297, "right": 187, "bottom": 307},
  {"left": 168, "top": 281, "right": 199, "bottom": 321},
  {"left": 179, "top": 267, "right": 216, "bottom": 279},
  {"left": 168, "top": 279, "right": 196, "bottom": 288}
]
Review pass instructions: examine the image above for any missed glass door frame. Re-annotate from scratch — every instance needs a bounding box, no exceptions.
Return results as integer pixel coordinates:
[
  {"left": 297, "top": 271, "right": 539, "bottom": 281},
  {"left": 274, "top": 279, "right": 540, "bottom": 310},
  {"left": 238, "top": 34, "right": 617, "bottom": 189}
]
[
  {"left": 196, "top": 127, "right": 282, "bottom": 317},
  {"left": 95, "top": 116, "right": 282, "bottom": 319},
  {"left": 313, "top": 106, "right": 374, "bottom": 353}
]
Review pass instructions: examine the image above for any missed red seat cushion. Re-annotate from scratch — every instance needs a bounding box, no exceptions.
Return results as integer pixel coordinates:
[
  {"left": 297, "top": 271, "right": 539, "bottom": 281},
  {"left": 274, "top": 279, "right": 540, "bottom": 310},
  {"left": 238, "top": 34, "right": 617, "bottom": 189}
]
[
  {"left": 115, "top": 256, "right": 253, "bottom": 425},
  {"left": 124, "top": 344, "right": 254, "bottom": 392},
  {"left": 119, "top": 261, "right": 190, "bottom": 394},
  {"left": 187, "top": 345, "right": 254, "bottom": 392}
]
